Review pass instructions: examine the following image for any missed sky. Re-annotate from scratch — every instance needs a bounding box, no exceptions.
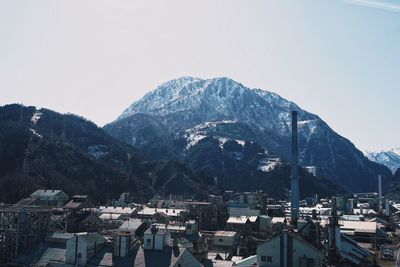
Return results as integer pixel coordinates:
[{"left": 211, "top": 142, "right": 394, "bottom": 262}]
[{"left": 0, "top": 0, "right": 399, "bottom": 151}]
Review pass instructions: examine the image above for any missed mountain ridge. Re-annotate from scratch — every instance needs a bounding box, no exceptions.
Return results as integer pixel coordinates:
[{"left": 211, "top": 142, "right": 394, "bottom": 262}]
[
  {"left": 105, "top": 76, "right": 392, "bottom": 193},
  {"left": 365, "top": 148, "right": 400, "bottom": 174},
  {"left": 0, "top": 104, "right": 214, "bottom": 203}
]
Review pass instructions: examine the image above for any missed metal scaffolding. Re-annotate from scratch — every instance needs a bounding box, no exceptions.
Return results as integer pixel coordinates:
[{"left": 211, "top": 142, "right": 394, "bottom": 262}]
[{"left": 0, "top": 204, "right": 51, "bottom": 263}]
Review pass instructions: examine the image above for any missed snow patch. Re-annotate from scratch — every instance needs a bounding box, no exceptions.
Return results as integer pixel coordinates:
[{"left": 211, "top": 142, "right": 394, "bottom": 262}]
[
  {"left": 218, "top": 137, "right": 229, "bottom": 149},
  {"left": 191, "top": 120, "right": 238, "bottom": 131},
  {"left": 236, "top": 140, "right": 246, "bottom": 147},
  {"left": 29, "top": 128, "right": 42, "bottom": 138},
  {"left": 31, "top": 111, "right": 42, "bottom": 125},
  {"left": 298, "top": 120, "right": 318, "bottom": 135},
  {"left": 185, "top": 120, "right": 239, "bottom": 149},
  {"left": 229, "top": 151, "right": 244, "bottom": 160},
  {"left": 258, "top": 158, "right": 281, "bottom": 172},
  {"left": 217, "top": 137, "right": 247, "bottom": 149},
  {"left": 88, "top": 145, "right": 109, "bottom": 159},
  {"left": 185, "top": 133, "right": 208, "bottom": 149}
]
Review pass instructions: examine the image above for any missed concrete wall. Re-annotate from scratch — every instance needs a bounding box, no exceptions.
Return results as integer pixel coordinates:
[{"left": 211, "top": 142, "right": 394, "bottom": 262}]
[
  {"left": 66, "top": 235, "right": 105, "bottom": 265},
  {"left": 114, "top": 235, "right": 136, "bottom": 257},
  {"left": 257, "top": 237, "right": 280, "bottom": 267},
  {"left": 143, "top": 233, "right": 153, "bottom": 250},
  {"left": 212, "top": 234, "right": 238, "bottom": 248},
  {"left": 259, "top": 216, "right": 272, "bottom": 232},
  {"left": 143, "top": 231, "right": 170, "bottom": 251},
  {"left": 66, "top": 236, "right": 88, "bottom": 266},
  {"left": 291, "top": 238, "right": 322, "bottom": 267}
]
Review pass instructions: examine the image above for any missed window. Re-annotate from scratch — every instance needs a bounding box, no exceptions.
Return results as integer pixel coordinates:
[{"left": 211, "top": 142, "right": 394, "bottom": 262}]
[
  {"left": 267, "top": 256, "right": 272, "bottom": 262},
  {"left": 307, "top": 258, "right": 314, "bottom": 267},
  {"left": 219, "top": 238, "right": 223, "bottom": 242},
  {"left": 261, "top": 256, "right": 267, "bottom": 262}
]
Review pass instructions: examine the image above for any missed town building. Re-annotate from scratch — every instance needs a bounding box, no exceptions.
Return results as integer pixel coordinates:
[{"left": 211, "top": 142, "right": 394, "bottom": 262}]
[
  {"left": 256, "top": 230, "right": 323, "bottom": 267},
  {"left": 30, "top": 189, "right": 69, "bottom": 207}
]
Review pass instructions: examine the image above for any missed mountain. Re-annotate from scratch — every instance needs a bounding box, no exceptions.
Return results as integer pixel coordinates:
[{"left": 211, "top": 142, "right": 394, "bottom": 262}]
[
  {"left": 0, "top": 104, "right": 214, "bottom": 204},
  {"left": 365, "top": 149, "right": 400, "bottom": 174},
  {"left": 385, "top": 168, "right": 400, "bottom": 199},
  {"left": 105, "top": 76, "right": 391, "bottom": 193}
]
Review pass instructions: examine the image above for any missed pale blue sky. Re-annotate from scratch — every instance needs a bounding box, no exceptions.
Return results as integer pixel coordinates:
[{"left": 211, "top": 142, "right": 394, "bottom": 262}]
[{"left": 0, "top": 0, "right": 399, "bottom": 151}]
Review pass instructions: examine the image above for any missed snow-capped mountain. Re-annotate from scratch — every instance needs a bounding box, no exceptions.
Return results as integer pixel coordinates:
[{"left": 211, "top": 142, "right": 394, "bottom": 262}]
[
  {"left": 105, "top": 77, "right": 392, "bottom": 193},
  {"left": 365, "top": 148, "right": 400, "bottom": 174}
]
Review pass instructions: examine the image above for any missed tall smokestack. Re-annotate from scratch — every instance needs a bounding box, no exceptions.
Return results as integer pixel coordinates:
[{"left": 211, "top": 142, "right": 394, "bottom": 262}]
[
  {"left": 291, "top": 111, "right": 299, "bottom": 227},
  {"left": 378, "top": 175, "right": 382, "bottom": 211}
]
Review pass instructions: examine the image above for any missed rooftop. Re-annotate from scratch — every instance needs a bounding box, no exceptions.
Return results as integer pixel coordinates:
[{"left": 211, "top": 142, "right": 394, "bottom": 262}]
[
  {"left": 31, "top": 189, "right": 66, "bottom": 197},
  {"left": 99, "top": 206, "right": 137, "bottom": 214},
  {"left": 214, "top": 231, "right": 238, "bottom": 238},
  {"left": 144, "top": 228, "right": 169, "bottom": 235},
  {"left": 119, "top": 219, "right": 145, "bottom": 232},
  {"left": 227, "top": 216, "right": 258, "bottom": 224},
  {"left": 137, "top": 207, "right": 185, "bottom": 217}
]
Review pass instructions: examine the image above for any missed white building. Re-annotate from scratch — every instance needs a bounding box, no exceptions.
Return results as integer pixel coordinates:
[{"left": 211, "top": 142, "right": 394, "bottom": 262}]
[
  {"left": 114, "top": 233, "right": 137, "bottom": 258},
  {"left": 30, "top": 189, "right": 69, "bottom": 207},
  {"left": 66, "top": 232, "right": 106, "bottom": 266},
  {"left": 137, "top": 207, "right": 186, "bottom": 223},
  {"left": 98, "top": 206, "right": 137, "bottom": 217},
  {"left": 212, "top": 231, "right": 240, "bottom": 251},
  {"left": 143, "top": 226, "right": 171, "bottom": 251},
  {"left": 258, "top": 215, "right": 272, "bottom": 233},
  {"left": 257, "top": 231, "right": 323, "bottom": 267}
]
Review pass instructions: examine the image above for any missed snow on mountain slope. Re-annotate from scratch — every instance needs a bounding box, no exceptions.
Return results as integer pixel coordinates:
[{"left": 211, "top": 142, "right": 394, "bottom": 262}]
[
  {"left": 119, "top": 77, "right": 310, "bottom": 133},
  {"left": 106, "top": 76, "right": 393, "bottom": 192},
  {"left": 365, "top": 148, "right": 400, "bottom": 174}
]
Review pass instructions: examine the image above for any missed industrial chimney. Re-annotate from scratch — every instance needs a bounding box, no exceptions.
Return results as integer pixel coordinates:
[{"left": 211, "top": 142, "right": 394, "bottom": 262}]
[
  {"left": 291, "top": 111, "right": 299, "bottom": 227},
  {"left": 378, "top": 175, "right": 382, "bottom": 211}
]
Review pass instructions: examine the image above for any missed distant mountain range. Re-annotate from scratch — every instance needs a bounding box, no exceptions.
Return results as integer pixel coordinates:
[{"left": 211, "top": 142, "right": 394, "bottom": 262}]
[
  {"left": 0, "top": 104, "right": 214, "bottom": 204},
  {"left": 105, "top": 77, "right": 392, "bottom": 193},
  {"left": 386, "top": 168, "right": 400, "bottom": 200},
  {"left": 0, "top": 77, "right": 392, "bottom": 203},
  {"left": 365, "top": 149, "right": 400, "bottom": 174}
]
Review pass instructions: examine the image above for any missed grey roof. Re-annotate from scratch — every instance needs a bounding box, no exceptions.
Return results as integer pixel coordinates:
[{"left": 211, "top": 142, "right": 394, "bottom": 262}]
[
  {"left": 31, "top": 189, "right": 67, "bottom": 197},
  {"left": 46, "top": 232, "right": 75, "bottom": 242},
  {"left": 144, "top": 228, "right": 169, "bottom": 235},
  {"left": 213, "top": 231, "right": 238, "bottom": 238},
  {"left": 119, "top": 219, "right": 145, "bottom": 232},
  {"left": 133, "top": 246, "right": 201, "bottom": 267}
]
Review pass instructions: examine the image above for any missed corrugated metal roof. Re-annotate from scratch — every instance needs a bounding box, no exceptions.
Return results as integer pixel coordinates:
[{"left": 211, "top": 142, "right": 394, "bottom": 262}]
[
  {"left": 137, "top": 207, "right": 185, "bottom": 217},
  {"left": 31, "top": 189, "right": 66, "bottom": 197},
  {"left": 227, "top": 216, "right": 257, "bottom": 224},
  {"left": 99, "top": 213, "right": 123, "bottom": 220},
  {"left": 99, "top": 206, "right": 136, "bottom": 214},
  {"left": 321, "top": 219, "right": 378, "bottom": 234},
  {"left": 214, "top": 231, "right": 238, "bottom": 237},
  {"left": 119, "top": 219, "right": 145, "bottom": 231}
]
